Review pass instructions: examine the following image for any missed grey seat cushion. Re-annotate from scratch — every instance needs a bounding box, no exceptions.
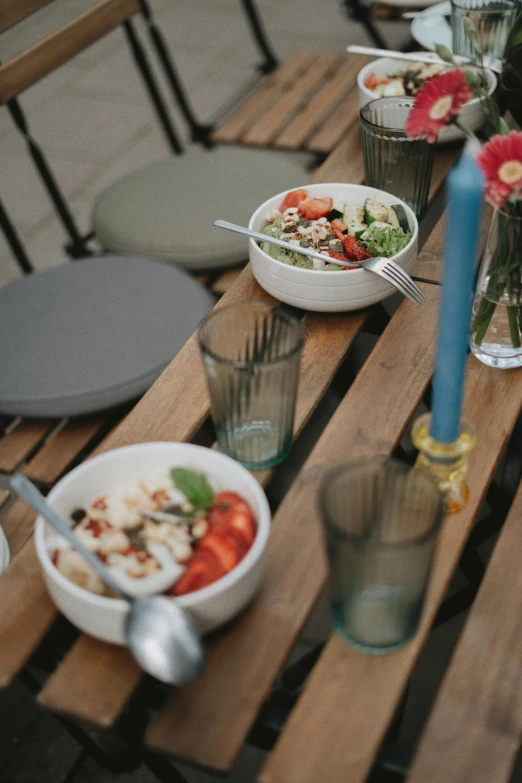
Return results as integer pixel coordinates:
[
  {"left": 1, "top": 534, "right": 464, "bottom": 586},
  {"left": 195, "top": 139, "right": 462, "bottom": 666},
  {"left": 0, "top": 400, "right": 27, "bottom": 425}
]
[
  {"left": 0, "top": 256, "right": 214, "bottom": 418},
  {"left": 93, "top": 147, "right": 309, "bottom": 270}
]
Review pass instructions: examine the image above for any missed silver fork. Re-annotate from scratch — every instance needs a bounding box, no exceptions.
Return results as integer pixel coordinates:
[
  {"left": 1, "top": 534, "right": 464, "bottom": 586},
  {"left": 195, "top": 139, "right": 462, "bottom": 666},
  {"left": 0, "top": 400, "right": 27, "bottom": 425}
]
[{"left": 361, "top": 256, "right": 426, "bottom": 306}]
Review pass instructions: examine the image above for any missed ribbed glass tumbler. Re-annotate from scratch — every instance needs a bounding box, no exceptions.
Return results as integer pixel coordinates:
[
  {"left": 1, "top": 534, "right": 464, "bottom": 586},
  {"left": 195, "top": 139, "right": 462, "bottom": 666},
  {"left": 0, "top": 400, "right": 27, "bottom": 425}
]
[
  {"left": 199, "top": 302, "right": 304, "bottom": 470},
  {"left": 451, "top": 0, "right": 517, "bottom": 60},
  {"left": 360, "top": 98, "right": 436, "bottom": 220},
  {"left": 319, "top": 460, "right": 443, "bottom": 653}
]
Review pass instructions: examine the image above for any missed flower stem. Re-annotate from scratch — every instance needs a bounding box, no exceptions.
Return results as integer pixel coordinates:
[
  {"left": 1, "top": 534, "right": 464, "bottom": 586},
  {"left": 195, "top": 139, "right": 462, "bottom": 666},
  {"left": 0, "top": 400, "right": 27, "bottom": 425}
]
[
  {"left": 507, "top": 306, "right": 521, "bottom": 348},
  {"left": 472, "top": 297, "right": 496, "bottom": 346}
]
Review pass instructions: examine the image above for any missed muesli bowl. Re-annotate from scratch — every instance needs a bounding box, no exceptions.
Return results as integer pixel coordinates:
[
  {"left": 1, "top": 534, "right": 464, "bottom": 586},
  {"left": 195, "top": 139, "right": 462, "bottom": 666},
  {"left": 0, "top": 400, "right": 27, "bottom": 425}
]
[
  {"left": 248, "top": 183, "right": 418, "bottom": 312},
  {"left": 357, "top": 56, "right": 497, "bottom": 143},
  {"left": 34, "top": 442, "right": 271, "bottom": 645}
]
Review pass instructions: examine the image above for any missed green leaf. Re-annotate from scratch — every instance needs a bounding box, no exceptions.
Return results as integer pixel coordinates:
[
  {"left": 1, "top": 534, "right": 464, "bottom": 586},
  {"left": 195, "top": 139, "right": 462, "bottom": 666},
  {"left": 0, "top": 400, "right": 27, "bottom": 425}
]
[
  {"left": 171, "top": 467, "right": 215, "bottom": 511},
  {"left": 435, "top": 43, "right": 454, "bottom": 63},
  {"left": 499, "top": 116, "right": 510, "bottom": 135},
  {"left": 463, "top": 16, "right": 477, "bottom": 40}
]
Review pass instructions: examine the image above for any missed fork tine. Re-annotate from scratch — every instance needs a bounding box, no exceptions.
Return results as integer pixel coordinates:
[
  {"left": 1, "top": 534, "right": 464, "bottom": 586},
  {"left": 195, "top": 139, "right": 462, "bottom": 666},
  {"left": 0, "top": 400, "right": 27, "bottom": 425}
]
[
  {"left": 380, "top": 266, "right": 424, "bottom": 306},
  {"left": 385, "top": 260, "right": 427, "bottom": 301}
]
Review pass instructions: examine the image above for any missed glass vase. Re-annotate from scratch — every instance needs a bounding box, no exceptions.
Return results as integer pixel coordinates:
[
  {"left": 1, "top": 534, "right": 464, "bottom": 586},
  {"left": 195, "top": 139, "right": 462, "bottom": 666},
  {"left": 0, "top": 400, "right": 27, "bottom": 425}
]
[{"left": 470, "top": 206, "right": 522, "bottom": 368}]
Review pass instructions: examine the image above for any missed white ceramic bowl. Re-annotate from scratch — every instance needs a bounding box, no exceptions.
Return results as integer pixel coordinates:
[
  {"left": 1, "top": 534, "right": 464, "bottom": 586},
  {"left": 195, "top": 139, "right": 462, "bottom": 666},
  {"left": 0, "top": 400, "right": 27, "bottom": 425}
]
[
  {"left": 34, "top": 443, "right": 271, "bottom": 645},
  {"left": 248, "top": 183, "right": 418, "bottom": 312},
  {"left": 357, "top": 57, "right": 497, "bottom": 144}
]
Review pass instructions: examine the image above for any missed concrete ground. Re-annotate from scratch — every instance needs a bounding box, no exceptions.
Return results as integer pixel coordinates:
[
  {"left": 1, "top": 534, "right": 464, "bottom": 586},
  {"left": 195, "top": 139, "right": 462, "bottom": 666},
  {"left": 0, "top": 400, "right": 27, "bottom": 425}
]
[{"left": 2, "top": 2, "right": 512, "bottom": 782}]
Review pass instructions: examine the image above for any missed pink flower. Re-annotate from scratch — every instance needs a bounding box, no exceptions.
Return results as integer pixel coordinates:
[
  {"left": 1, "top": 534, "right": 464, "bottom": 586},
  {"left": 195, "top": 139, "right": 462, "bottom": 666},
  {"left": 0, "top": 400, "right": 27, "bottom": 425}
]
[
  {"left": 406, "top": 70, "right": 474, "bottom": 143},
  {"left": 476, "top": 131, "right": 522, "bottom": 207}
]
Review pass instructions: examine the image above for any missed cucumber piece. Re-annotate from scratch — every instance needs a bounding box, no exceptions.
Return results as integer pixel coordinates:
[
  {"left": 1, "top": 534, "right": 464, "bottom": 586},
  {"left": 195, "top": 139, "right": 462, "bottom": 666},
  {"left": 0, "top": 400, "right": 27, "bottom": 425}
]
[
  {"left": 364, "top": 198, "right": 389, "bottom": 225},
  {"left": 388, "top": 205, "right": 410, "bottom": 233},
  {"left": 347, "top": 220, "right": 368, "bottom": 239},
  {"left": 343, "top": 205, "right": 365, "bottom": 226},
  {"left": 261, "top": 241, "right": 271, "bottom": 254},
  {"left": 326, "top": 199, "right": 345, "bottom": 221}
]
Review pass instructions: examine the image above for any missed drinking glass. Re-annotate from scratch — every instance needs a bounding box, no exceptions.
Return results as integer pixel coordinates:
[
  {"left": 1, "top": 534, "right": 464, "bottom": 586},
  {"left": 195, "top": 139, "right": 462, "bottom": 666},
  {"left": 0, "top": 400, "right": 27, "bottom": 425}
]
[
  {"left": 360, "top": 98, "right": 436, "bottom": 220},
  {"left": 452, "top": 0, "right": 517, "bottom": 59},
  {"left": 199, "top": 302, "right": 304, "bottom": 469},
  {"left": 319, "top": 459, "right": 443, "bottom": 653}
]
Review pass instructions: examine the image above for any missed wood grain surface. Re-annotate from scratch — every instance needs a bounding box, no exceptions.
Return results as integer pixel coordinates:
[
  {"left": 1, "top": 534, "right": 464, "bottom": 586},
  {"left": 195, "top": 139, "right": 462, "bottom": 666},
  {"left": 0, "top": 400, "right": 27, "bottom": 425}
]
[{"left": 260, "top": 359, "right": 522, "bottom": 783}]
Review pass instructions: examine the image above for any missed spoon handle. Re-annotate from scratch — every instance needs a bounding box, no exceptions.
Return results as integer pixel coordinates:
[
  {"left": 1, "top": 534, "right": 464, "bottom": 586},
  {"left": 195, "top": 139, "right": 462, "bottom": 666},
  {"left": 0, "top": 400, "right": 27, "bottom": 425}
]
[
  {"left": 213, "top": 219, "right": 359, "bottom": 269},
  {"left": 10, "top": 473, "right": 129, "bottom": 600},
  {"left": 347, "top": 45, "right": 501, "bottom": 74}
]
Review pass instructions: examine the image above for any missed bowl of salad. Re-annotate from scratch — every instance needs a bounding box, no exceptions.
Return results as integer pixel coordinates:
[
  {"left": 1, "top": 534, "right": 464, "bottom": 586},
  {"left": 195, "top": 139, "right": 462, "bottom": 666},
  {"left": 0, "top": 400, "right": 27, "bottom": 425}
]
[
  {"left": 357, "top": 56, "right": 496, "bottom": 143},
  {"left": 248, "top": 183, "right": 418, "bottom": 312},
  {"left": 34, "top": 442, "right": 271, "bottom": 644}
]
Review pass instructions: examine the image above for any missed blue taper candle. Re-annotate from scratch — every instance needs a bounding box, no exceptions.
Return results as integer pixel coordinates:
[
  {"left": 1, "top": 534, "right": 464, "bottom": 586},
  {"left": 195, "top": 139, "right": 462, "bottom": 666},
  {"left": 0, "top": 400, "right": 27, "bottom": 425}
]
[{"left": 431, "top": 139, "right": 484, "bottom": 443}]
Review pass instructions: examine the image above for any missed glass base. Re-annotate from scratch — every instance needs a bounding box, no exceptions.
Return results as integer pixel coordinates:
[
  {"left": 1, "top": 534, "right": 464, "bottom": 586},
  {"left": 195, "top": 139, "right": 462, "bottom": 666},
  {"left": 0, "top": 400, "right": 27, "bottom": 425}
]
[
  {"left": 218, "top": 422, "right": 291, "bottom": 470},
  {"left": 470, "top": 339, "right": 522, "bottom": 369},
  {"left": 331, "top": 589, "right": 418, "bottom": 654}
]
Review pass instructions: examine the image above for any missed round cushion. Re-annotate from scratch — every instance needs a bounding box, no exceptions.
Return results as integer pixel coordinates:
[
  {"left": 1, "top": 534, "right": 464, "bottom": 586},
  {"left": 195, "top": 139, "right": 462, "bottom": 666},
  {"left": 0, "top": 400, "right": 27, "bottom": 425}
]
[
  {"left": 0, "top": 256, "right": 215, "bottom": 418},
  {"left": 93, "top": 147, "right": 309, "bottom": 271}
]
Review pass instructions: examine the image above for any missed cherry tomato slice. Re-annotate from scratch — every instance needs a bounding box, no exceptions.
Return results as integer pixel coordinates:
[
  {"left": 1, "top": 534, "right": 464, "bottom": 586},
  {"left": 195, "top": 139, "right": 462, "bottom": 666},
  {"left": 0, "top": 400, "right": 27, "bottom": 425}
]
[
  {"left": 279, "top": 189, "right": 308, "bottom": 213},
  {"left": 330, "top": 219, "right": 347, "bottom": 241},
  {"left": 171, "top": 549, "right": 224, "bottom": 596},
  {"left": 297, "top": 197, "right": 334, "bottom": 221}
]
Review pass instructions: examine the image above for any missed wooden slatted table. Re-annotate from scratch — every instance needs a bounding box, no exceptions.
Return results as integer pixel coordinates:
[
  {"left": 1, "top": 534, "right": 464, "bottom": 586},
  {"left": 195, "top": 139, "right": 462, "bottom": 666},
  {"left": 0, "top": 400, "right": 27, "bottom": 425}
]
[{"left": 1, "top": 88, "right": 517, "bottom": 783}]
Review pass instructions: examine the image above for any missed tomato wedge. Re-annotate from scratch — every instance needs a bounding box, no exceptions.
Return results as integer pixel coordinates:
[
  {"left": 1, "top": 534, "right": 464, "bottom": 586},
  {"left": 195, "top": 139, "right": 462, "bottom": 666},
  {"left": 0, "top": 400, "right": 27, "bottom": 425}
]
[
  {"left": 200, "top": 529, "right": 242, "bottom": 572},
  {"left": 364, "top": 73, "right": 390, "bottom": 91},
  {"left": 298, "top": 196, "right": 333, "bottom": 221},
  {"left": 330, "top": 218, "right": 347, "bottom": 241},
  {"left": 209, "top": 491, "right": 256, "bottom": 549},
  {"left": 172, "top": 549, "right": 224, "bottom": 596},
  {"left": 279, "top": 189, "right": 308, "bottom": 213}
]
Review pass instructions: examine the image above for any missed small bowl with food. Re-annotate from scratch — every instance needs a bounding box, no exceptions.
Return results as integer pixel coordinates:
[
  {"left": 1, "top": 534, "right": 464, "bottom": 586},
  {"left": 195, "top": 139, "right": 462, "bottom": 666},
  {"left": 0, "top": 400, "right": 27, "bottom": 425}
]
[
  {"left": 357, "top": 56, "right": 497, "bottom": 143},
  {"left": 34, "top": 442, "right": 271, "bottom": 645},
  {"left": 248, "top": 183, "right": 418, "bottom": 312}
]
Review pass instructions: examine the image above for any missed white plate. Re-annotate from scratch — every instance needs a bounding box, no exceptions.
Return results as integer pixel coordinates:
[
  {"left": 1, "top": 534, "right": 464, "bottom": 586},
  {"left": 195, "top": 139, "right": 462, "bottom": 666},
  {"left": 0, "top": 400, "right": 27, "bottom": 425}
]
[{"left": 411, "top": 1, "right": 452, "bottom": 52}]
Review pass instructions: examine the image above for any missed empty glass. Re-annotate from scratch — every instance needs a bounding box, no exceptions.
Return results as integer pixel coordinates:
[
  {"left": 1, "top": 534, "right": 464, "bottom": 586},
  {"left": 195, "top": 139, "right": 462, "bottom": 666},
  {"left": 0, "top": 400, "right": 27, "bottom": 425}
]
[
  {"left": 319, "top": 460, "right": 443, "bottom": 653},
  {"left": 199, "top": 302, "right": 304, "bottom": 469},
  {"left": 360, "top": 98, "right": 436, "bottom": 220},
  {"left": 451, "top": 0, "right": 517, "bottom": 60}
]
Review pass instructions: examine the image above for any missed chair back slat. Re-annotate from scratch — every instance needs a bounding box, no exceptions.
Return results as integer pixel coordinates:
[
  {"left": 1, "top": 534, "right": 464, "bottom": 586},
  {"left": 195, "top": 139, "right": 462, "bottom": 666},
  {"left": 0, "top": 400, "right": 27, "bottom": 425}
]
[
  {"left": 0, "top": 0, "right": 140, "bottom": 103},
  {"left": 0, "top": 0, "right": 56, "bottom": 35}
]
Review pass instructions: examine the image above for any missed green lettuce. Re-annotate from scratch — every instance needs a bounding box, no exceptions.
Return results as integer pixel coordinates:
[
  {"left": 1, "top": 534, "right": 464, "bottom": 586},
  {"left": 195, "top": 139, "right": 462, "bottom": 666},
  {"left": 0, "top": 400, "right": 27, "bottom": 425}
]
[{"left": 360, "top": 225, "right": 412, "bottom": 258}]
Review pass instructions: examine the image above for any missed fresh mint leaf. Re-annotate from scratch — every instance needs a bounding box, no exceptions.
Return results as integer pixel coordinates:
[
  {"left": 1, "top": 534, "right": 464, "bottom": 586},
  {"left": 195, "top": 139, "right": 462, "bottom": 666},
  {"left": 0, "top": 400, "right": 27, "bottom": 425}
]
[{"left": 171, "top": 467, "right": 215, "bottom": 511}]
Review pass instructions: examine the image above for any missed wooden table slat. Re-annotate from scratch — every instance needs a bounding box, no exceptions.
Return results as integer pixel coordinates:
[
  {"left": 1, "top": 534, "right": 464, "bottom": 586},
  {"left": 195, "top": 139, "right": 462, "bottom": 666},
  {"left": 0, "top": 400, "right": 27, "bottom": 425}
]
[
  {"left": 211, "top": 266, "right": 246, "bottom": 295},
  {"left": 212, "top": 51, "right": 315, "bottom": 144},
  {"left": 243, "top": 52, "right": 343, "bottom": 147},
  {"left": 0, "top": 419, "right": 56, "bottom": 472},
  {"left": 0, "top": 538, "right": 56, "bottom": 688},
  {"left": 274, "top": 55, "right": 369, "bottom": 150},
  {"left": 259, "top": 358, "right": 522, "bottom": 783},
  {"left": 406, "top": 479, "right": 522, "bottom": 783},
  {"left": 24, "top": 416, "right": 106, "bottom": 485}
]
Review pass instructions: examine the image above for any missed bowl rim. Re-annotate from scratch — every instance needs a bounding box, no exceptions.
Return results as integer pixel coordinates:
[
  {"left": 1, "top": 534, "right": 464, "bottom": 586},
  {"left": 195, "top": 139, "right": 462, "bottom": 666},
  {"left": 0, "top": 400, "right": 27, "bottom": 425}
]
[
  {"left": 357, "top": 56, "right": 497, "bottom": 107},
  {"left": 34, "top": 442, "right": 271, "bottom": 611},
  {"left": 248, "top": 182, "right": 419, "bottom": 278}
]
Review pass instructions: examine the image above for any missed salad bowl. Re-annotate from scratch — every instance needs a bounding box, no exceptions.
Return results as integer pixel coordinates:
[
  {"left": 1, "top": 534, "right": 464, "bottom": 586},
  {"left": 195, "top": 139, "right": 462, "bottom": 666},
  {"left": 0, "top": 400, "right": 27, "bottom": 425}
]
[
  {"left": 34, "top": 443, "right": 271, "bottom": 645},
  {"left": 357, "top": 56, "right": 497, "bottom": 144},
  {"left": 248, "top": 183, "right": 418, "bottom": 312}
]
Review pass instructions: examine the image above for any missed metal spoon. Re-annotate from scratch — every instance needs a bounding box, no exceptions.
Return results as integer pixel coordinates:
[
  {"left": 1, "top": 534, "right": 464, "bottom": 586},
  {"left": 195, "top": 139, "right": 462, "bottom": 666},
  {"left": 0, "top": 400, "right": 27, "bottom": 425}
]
[
  {"left": 347, "top": 44, "right": 501, "bottom": 74},
  {"left": 9, "top": 473, "right": 204, "bottom": 685}
]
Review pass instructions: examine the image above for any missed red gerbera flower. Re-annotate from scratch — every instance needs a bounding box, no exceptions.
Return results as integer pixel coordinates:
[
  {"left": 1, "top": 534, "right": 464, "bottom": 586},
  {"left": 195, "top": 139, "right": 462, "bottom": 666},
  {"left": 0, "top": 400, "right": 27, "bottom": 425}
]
[
  {"left": 476, "top": 131, "right": 522, "bottom": 207},
  {"left": 406, "top": 70, "right": 474, "bottom": 143}
]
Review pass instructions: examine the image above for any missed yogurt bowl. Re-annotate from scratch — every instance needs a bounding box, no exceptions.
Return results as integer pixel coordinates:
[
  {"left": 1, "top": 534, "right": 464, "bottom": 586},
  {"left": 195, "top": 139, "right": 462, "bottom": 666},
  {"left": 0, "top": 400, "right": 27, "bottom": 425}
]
[
  {"left": 34, "top": 442, "right": 271, "bottom": 645},
  {"left": 357, "top": 56, "right": 497, "bottom": 144},
  {"left": 248, "top": 183, "right": 418, "bottom": 312}
]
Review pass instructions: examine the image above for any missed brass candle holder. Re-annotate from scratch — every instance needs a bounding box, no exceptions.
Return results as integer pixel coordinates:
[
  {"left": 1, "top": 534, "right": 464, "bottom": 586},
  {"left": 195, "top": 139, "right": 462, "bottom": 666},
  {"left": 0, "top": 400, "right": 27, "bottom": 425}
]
[{"left": 410, "top": 413, "right": 477, "bottom": 514}]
